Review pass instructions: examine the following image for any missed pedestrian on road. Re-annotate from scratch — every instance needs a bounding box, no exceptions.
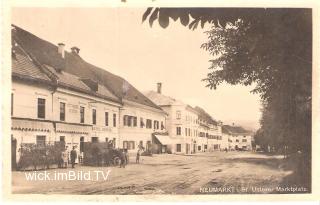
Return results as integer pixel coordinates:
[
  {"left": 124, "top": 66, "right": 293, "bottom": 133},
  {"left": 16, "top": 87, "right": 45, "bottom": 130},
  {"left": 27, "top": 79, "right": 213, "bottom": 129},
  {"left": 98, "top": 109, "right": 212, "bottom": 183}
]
[
  {"left": 125, "top": 149, "right": 129, "bottom": 165},
  {"left": 119, "top": 149, "right": 126, "bottom": 168},
  {"left": 136, "top": 149, "right": 141, "bottom": 164},
  {"left": 70, "top": 146, "right": 77, "bottom": 168}
]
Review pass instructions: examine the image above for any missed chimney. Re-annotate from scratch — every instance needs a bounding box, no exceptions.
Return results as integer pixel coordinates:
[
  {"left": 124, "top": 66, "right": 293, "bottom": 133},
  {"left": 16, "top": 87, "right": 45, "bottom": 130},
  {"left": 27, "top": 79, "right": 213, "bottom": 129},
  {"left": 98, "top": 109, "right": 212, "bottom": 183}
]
[
  {"left": 58, "top": 43, "right": 65, "bottom": 58},
  {"left": 157, "top": 82, "right": 162, "bottom": 94},
  {"left": 71, "top": 46, "right": 80, "bottom": 55}
]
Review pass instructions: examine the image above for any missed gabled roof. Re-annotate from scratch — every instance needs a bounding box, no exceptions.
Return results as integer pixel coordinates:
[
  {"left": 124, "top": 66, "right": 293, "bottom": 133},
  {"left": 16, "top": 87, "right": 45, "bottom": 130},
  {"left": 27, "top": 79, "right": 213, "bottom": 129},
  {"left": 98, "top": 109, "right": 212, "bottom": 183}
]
[
  {"left": 144, "top": 90, "right": 184, "bottom": 106},
  {"left": 12, "top": 25, "right": 162, "bottom": 111},
  {"left": 222, "top": 125, "right": 251, "bottom": 135}
]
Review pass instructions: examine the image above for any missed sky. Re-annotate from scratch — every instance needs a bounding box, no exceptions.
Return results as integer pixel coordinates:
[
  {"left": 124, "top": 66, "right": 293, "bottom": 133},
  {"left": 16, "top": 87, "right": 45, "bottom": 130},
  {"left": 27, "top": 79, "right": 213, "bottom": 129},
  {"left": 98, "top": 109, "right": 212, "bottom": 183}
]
[{"left": 12, "top": 7, "right": 262, "bottom": 130}]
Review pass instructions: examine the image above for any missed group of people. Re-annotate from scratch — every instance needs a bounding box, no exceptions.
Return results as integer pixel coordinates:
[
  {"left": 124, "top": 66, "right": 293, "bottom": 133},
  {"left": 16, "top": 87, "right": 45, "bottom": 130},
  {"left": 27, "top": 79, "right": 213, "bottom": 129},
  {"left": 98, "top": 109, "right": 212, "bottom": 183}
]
[
  {"left": 59, "top": 146, "right": 78, "bottom": 169},
  {"left": 58, "top": 146, "right": 144, "bottom": 169},
  {"left": 118, "top": 148, "right": 143, "bottom": 168}
]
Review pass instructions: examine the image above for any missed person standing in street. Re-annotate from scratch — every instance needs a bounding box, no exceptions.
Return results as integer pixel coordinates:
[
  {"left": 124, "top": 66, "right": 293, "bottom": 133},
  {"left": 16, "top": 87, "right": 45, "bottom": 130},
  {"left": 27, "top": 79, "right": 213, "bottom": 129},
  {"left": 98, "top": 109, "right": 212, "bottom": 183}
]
[
  {"left": 125, "top": 149, "right": 129, "bottom": 165},
  {"left": 136, "top": 149, "right": 141, "bottom": 164},
  {"left": 70, "top": 146, "right": 77, "bottom": 168},
  {"left": 119, "top": 149, "right": 126, "bottom": 168}
]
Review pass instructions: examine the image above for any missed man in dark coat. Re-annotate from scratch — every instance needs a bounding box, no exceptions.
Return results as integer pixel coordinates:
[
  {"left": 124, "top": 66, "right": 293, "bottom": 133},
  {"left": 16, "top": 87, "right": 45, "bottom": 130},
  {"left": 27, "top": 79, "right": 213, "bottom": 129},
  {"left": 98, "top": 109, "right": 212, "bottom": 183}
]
[
  {"left": 119, "top": 149, "right": 126, "bottom": 168},
  {"left": 70, "top": 146, "right": 77, "bottom": 168}
]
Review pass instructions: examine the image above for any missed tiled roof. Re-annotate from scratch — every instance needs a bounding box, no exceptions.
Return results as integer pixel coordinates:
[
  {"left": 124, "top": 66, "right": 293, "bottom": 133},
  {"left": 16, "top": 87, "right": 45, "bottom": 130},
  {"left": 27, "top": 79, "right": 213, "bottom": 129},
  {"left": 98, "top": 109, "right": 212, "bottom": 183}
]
[
  {"left": 144, "top": 90, "right": 183, "bottom": 106},
  {"left": 222, "top": 125, "right": 250, "bottom": 134},
  {"left": 12, "top": 25, "right": 162, "bottom": 111},
  {"left": 12, "top": 43, "right": 51, "bottom": 82},
  {"left": 45, "top": 65, "right": 119, "bottom": 102},
  {"left": 194, "top": 106, "right": 217, "bottom": 125}
]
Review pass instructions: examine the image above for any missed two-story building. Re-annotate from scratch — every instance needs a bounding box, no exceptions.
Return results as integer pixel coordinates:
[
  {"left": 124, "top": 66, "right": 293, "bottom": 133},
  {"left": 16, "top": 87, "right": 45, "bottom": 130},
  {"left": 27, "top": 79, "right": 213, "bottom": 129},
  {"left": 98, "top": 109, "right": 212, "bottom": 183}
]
[
  {"left": 222, "top": 125, "right": 253, "bottom": 151},
  {"left": 11, "top": 24, "right": 167, "bottom": 163}
]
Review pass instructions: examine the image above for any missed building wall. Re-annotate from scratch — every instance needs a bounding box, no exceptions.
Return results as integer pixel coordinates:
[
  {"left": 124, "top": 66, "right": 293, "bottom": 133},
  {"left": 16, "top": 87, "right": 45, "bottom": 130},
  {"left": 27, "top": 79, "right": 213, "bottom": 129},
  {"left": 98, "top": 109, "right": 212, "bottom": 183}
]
[
  {"left": 53, "top": 88, "right": 120, "bottom": 142},
  {"left": 161, "top": 104, "right": 200, "bottom": 154},
  {"left": 119, "top": 100, "right": 167, "bottom": 153},
  {"left": 228, "top": 134, "right": 253, "bottom": 150},
  {"left": 12, "top": 81, "right": 53, "bottom": 120}
]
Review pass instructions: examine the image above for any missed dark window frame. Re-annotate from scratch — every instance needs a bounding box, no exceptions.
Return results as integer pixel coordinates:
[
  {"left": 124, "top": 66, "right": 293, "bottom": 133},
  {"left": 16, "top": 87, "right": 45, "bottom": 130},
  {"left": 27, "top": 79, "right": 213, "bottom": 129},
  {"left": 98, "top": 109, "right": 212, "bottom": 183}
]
[
  {"left": 60, "top": 102, "right": 66, "bottom": 121},
  {"left": 37, "top": 98, "right": 46, "bottom": 119},
  {"left": 80, "top": 106, "right": 85, "bottom": 123},
  {"left": 105, "top": 112, "right": 109, "bottom": 126},
  {"left": 92, "top": 109, "right": 96, "bottom": 125},
  {"left": 113, "top": 113, "right": 117, "bottom": 127}
]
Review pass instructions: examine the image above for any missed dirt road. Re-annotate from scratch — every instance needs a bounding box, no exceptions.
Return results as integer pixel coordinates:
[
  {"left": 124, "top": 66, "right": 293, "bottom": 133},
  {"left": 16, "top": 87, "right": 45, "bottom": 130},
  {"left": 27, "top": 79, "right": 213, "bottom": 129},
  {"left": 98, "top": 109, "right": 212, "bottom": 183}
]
[{"left": 12, "top": 152, "right": 298, "bottom": 194}]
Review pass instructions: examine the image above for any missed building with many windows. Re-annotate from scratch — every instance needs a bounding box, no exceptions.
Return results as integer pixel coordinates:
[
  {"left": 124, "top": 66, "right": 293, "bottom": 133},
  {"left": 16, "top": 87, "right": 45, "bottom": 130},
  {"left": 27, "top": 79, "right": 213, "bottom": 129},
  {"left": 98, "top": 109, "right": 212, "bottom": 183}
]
[
  {"left": 194, "top": 106, "right": 223, "bottom": 152},
  {"left": 11, "top": 25, "right": 167, "bottom": 164},
  {"left": 144, "top": 85, "right": 196, "bottom": 154},
  {"left": 222, "top": 125, "right": 253, "bottom": 151},
  {"left": 145, "top": 85, "right": 224, "bottom": 154}
]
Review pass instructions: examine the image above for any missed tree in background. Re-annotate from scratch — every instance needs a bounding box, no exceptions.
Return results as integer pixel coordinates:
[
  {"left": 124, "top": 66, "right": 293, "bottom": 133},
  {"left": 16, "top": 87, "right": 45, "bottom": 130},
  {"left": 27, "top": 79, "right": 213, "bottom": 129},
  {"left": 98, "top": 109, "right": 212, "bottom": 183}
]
[{"left": 143, "top": 8, "right": 312, "bottom": 155}]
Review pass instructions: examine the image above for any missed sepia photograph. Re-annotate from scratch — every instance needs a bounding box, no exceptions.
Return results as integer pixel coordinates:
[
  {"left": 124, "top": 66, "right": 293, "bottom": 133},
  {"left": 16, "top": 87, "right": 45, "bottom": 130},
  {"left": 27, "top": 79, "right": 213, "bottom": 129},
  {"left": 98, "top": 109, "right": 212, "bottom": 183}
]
[{"left": 2, "top": 2, "right": 318, "bottom": 200}]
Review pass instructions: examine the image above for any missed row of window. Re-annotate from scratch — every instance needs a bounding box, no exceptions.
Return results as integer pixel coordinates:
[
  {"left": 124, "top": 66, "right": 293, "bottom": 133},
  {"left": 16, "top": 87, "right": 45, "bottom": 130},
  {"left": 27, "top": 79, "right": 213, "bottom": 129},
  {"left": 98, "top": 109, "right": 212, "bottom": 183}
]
[
  {"left": 11, "top": 96, "right": 118, "bottom": 127},
  {"left": 207, "top": 135, "right": 222, "bottom": 140},
  {"left": 123, "top": 140, "right": 151, "bottom": 150},
  {"left": 123, "top": 115, "right": 164, "bottom": 130},
  {"left": 175, "top": 111, "right": 199, "bottom": 124},
  {"left": 229, "top": 139, "right": 247, "bottom": 143},
  {"left": 176, "top": 127, "right": 222, "bottom": 140}
]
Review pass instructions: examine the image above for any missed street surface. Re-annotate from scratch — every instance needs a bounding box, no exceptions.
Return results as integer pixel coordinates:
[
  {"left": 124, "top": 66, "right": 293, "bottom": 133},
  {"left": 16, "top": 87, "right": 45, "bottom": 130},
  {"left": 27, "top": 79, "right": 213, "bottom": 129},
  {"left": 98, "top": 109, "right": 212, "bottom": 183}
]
[{"left": 12, "top": 152, "right": 295, "bottom": 194}]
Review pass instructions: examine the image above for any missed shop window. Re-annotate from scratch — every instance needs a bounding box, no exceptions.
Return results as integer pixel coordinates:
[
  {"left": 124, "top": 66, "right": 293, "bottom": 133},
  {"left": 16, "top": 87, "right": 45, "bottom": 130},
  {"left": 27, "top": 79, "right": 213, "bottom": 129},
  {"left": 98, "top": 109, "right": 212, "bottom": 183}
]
[
  {"left": 91, "top": 137, "right": 98, "bottom": 143},
  {"left": 60, "top": 102, "right": 66, "bottom": 121},
  {"left": 36, "top": 135, "right": 46, "bottom": 146},
  {"left": 176, "top": 144, "right": 181, "bottom": 152},
  {"left": 37, "top": 98, "right": 46, "bottom": 119},
  {"left": 198, "top": 145, "right": 201, "bottom": 151}
]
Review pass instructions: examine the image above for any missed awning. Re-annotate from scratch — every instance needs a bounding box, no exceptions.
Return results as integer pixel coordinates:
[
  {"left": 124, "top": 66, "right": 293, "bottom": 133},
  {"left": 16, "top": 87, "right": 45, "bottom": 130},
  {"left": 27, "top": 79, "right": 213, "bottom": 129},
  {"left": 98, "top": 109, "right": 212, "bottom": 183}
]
[
  {"left": 11, "top": 118, "right": 53, "bottom": 132},
  {"left": 154, "top": 135, "right": 182, "bottom": 145},
  {"left": 55, "top": 123, "right": 92, "bottom": 134}
]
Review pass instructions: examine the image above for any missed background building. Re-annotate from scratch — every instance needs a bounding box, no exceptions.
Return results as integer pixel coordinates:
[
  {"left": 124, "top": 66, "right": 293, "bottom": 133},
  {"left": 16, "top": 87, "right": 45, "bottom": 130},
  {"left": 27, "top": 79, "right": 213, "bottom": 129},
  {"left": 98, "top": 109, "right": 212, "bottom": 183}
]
[{"left": 222, "top": 125, "right": 253, "bottom": 151}]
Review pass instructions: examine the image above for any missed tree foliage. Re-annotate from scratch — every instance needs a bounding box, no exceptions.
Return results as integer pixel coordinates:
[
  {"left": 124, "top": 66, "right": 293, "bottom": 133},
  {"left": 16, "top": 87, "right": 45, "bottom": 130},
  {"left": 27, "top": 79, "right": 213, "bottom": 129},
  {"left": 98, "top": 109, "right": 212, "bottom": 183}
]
[{"left": 143, "top": 8, "right": 312, "bottom": 154}]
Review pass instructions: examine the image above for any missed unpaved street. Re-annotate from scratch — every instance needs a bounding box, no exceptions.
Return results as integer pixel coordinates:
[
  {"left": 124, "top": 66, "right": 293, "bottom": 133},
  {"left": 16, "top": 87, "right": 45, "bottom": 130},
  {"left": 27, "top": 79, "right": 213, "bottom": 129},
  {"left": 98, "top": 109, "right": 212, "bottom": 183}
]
[{"left": 12, "top": 152, "right": 294, "bottom": 194}]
